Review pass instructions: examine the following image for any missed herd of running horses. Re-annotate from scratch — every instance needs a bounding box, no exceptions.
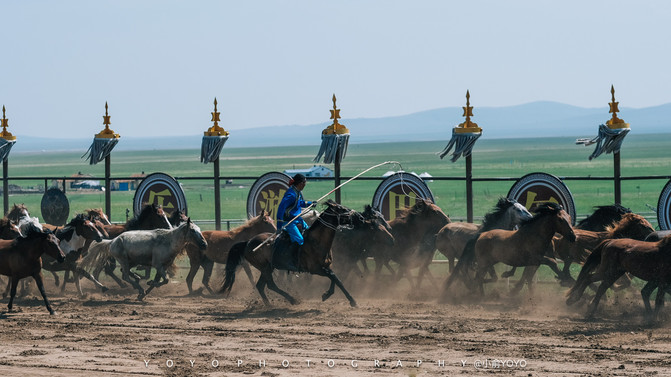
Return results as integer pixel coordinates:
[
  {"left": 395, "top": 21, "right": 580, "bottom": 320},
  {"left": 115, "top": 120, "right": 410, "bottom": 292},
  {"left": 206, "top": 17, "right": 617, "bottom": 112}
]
[{"left": 0, "top": 198, "right": 669, "bottom": 323}]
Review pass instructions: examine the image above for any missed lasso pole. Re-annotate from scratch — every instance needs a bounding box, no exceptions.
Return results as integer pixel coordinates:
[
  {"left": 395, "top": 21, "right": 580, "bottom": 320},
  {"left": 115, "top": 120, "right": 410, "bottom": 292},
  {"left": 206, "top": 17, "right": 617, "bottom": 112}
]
[{"left": 252, "top": 160, "right": 401, "bottom": 252}]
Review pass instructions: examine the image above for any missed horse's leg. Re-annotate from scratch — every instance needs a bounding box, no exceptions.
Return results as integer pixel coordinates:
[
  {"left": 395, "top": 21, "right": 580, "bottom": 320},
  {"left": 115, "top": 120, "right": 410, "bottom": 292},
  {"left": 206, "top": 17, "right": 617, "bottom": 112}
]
[
  {"left": 500, "top": 267, "right": 516, "bottom": 279},
  {"left": 6, "top": 277, "right": 18, "bottom": 312},
  {"left": 474, "top": 266, "right": 488, "bottom": 297},
  {"left": 262, "top": 268, "right": 298, "bottom": 305},
  {"left": 640, "top": 281, "right": 656, "bottom": 321},
  {"left": 76, "top": 267, "right": 108, "bottom": 293},
  {"left": 241, "top": 260, "right": 256, "bottom": 287},
  {"left": 119, "top": 260, "right": 145, "bottom": 298},
  {"left": 560, "top": 258, "right": 575, "bottom": 287},
  {"left": 33, "top": 272, "right": 56, "bottom": 315},
  {"left": 200, "top": 258, "right": 215, "bottom": 295},
  {"left": 322, "top": 280, "right": 336, "bottom": 302},
  {"left": 254, "top": 274, "right": 271, "bottom": 306},
  {"left": 322, "top": 267, "right": 357, "bottom": 307},
  {"left": 185, "top": 253, "right": 201, "bottom": 295},
  {"left": 653, "top": 282, "right": 667, "bottom": 323},
  {"left": 3, "top": 278, "right": 11, "bottom": 299},
  {"left": 509, "top": 266, "right": 533, "bottom": 296},
  {"left": 51, "top": 270, "right": 61, "bottom": 287},
  {"left": 102, "top": 258, "right": 127, "bottom": 288},
  {"left": 586, "top": 272, "right": 624, "bottom": 319},
  {"left": 540, "top": 256, "right": 564, "bottom": 280}
]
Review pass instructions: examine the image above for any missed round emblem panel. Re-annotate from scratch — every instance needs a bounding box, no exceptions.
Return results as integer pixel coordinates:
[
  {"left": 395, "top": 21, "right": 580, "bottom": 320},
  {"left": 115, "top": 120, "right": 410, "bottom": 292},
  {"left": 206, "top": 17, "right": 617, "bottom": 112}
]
[
  {"left": 656, "top": 179, "right": 671, "bottom": 230},
  {"left": 133, "top": 173, "right": 187, "bottom": 216},
  {"left": 41, "top": 188, "right": 70, "bottom": 226},
  {"left": 372, "top": 172, "right": 435, "bottom": 221},
  {"left": 246, "top": 172, "right": 291, "bottom": 220},
  {"left": 507, "top": 172, "right": 576, "bottom": 225}
]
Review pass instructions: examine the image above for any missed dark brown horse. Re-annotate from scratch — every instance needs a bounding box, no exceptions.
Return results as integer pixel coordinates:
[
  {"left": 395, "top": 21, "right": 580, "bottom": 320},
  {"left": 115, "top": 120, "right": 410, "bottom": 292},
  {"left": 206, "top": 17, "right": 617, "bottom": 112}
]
[
  {"left": 366, "top": 199, "right": 450, "bottom": 289},
  {"left": 184, "top": 211, "right": 276, "bottom": 295},
  {"left": 220, "top": 200, "right": 360, "bottom": 307},
  {"left": 0, "top": 224, "right": 65, "bottom": 315},
  {"left": 331, "top": 205, "right": 395, "bottom": 282},
  {"left": 576, "top": 204, "right": 631, "bottom": 231},
  {"left": 445, "top": 203, "right": 575, "bottom": 297},
  {"left": 566, "top": 236, "right": 671, "bottom": 322}
]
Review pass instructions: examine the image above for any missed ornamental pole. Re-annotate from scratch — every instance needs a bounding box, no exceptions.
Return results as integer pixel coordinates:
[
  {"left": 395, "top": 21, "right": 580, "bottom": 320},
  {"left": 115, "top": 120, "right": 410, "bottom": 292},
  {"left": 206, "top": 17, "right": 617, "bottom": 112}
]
[
  {"left": 438, "top": 91, "right": 482, "bottom": 223},
  {"left": 200, "top": 98, "right": 229, "bottom": 230},
  {"left": 0, "top": 106, "right": 17, "bottom": 215},
  {"left": 82, "top": 102, "right": 120, "bottom": 219}
]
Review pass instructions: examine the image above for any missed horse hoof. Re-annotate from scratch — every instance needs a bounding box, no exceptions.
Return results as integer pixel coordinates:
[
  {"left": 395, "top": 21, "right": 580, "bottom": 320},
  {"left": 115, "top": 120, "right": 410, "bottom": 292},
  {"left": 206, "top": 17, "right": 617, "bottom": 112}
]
[
  {"left": 49, "top": 310, "right": 57, "bottom": 315},
  {"left": 101, "top": 286, "right": 109, "bottom": 293},
  {"left": 349, "top": 301, "right": 358, "bottom": 308}
]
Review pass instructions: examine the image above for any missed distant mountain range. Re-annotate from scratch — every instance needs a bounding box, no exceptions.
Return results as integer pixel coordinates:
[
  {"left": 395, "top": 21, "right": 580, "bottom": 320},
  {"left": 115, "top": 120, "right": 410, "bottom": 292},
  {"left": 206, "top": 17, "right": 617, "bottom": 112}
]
[{"left": 12, "top": 101, "right": 671, "bottom": 152}]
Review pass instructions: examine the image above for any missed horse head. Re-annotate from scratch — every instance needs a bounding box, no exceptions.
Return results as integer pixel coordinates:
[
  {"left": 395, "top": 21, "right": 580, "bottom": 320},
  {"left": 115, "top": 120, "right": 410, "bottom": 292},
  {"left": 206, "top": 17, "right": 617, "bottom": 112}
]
[
  {"left": 319, "top": 200, "right": 357, "bottom": 229},
  {"left": 24, "top": 224, "right": 65, "bottom": 263},
  {"left": 70, "top": 214, "right": 104, "bottom": 242},
  {"left": 182, "top": 218, "right": 207, "bottom": 250},
  {"left": 408, "top": 199, "right": 450, "bottom": 232},
  {"left": 130, "top": 204, "right": 173, "bottom": 230},
  {"left": 6, "top": 203, "right": 30, "bottom": 222},
  {"left": 534, "top": 202, "right": 576, "bottom": 242},
  {"left": 361, "top": 205, "right": 395, "bottom": 246},
  {"left": 249, "top": 210, "right": 277, "bottom": 233},
  {"left": 168, "top": 209, "right": 189, "bottom": 227},
  {"left": 607, "top": 212, "right": 655, "bottom": 240},
  {"left": 86, "top": 208, "right": 112, "bottom": 226},
  {"left": 0, "top": 217, "right": 22, "bottom": 239}
]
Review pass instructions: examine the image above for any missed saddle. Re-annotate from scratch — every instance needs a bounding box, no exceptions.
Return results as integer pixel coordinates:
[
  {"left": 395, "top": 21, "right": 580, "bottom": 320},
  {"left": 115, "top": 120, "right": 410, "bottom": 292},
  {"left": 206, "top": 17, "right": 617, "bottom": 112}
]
[{"left": 271, "top": 231, "right": 302, "bottom": 272}]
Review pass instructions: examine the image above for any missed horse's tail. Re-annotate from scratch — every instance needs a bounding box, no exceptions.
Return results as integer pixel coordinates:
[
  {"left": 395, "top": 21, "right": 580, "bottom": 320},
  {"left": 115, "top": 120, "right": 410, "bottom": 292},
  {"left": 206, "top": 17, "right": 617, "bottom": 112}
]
[
  {"left": 78, "top": 240, "right": 113, "bottom": 273},
  {"left": 565, "top": 240, "right": 605, "bottom": 305},
  {"left": 219, "top": 240, "right": 248, "bottom": 296}
]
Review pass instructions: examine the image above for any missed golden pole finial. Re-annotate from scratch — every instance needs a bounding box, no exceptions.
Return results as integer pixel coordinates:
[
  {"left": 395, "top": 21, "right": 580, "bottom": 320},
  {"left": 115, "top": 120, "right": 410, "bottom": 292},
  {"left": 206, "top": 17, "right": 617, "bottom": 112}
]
[
  {"left": 456, "top": 90, "right": 481, "bottom": 133},
  {"left": 0, "top": 105, "right": 17, "bottom": 141},
  {"left": 322, "top": 93, "right": 349, "bottom": 135},
  {"left": 204, "top": 97, "right": 228, "bottom": 136},
  {"left": 95, "top": 102, "right": 120, "bottom": 138},
  {"left": 606, "top": 85, "right": 629, "bottom": 129}
]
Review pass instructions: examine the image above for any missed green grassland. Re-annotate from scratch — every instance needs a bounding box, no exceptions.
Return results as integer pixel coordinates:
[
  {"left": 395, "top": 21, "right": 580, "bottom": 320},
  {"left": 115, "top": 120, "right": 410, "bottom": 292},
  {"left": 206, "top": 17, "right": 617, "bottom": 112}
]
[{"left": 5, "top": 133, "right": 671, "bottom": 231}]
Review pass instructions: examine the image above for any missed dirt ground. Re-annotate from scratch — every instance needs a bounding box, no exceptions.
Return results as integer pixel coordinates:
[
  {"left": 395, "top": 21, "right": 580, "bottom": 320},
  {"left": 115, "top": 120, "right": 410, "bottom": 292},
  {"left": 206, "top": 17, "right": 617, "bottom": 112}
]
[{"left": 1, "top": 269, "right": 671, "bottom": 377}]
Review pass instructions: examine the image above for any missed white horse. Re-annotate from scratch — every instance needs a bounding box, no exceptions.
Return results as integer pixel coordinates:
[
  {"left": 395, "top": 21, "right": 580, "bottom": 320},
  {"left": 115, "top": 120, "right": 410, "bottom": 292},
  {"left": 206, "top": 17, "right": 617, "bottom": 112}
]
[{"left": 83, "top": 219, "right": 207, "bottom": 300}]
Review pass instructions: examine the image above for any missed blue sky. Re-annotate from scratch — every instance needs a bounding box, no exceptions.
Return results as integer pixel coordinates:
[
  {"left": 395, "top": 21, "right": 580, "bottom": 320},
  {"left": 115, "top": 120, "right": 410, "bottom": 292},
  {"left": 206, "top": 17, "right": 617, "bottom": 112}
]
[{"left": 2, "top": 1, "right": 670, "bottom": 138}]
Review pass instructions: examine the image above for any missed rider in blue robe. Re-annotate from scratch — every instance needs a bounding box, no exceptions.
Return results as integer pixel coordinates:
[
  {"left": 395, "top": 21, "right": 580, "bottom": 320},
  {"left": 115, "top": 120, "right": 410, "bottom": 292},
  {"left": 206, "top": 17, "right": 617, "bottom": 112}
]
[{"left": 276, "top": 173, "right": 314, "bottom": 246}]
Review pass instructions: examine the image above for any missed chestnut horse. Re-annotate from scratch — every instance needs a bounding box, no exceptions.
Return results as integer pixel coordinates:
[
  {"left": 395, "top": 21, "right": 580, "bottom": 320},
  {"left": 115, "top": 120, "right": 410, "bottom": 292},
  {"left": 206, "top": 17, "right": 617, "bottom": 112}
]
[
  {"left": 0, "top": 224, "right": 65, "bottom": 315},
  {"left": 220, "top": 200, "right": 359, "bottom": 307},
  {"left": 566, "top": 236, "right": 671, "bottom": 322},
  {"left": 445, "top": 203, "right": 575, "bottom": 298},
  {"left": 184, "top": 211, "right": 276, "bottom": 295}
]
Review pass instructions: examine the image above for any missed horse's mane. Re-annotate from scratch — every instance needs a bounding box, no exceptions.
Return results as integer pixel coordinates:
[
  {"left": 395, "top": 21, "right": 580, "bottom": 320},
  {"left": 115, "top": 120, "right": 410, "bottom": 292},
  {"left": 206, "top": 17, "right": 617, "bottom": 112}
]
[
  {"left": 127, "top": 204, "right": 161, "bottom": 228},
  {"left": 481, "top": 197, "right": 514, "bottom": 231},
  {"left": 393, "top": 199, "right": 433, "bottom": 222},
  {"left": 520, "top": 202, "right": 562, "bottom": 227},
  {"left": 577, "top": 204, "right": 631, "bottom": 229},
  {"left": 65, "top": 214, "right": 88, "bottom": 228}
]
